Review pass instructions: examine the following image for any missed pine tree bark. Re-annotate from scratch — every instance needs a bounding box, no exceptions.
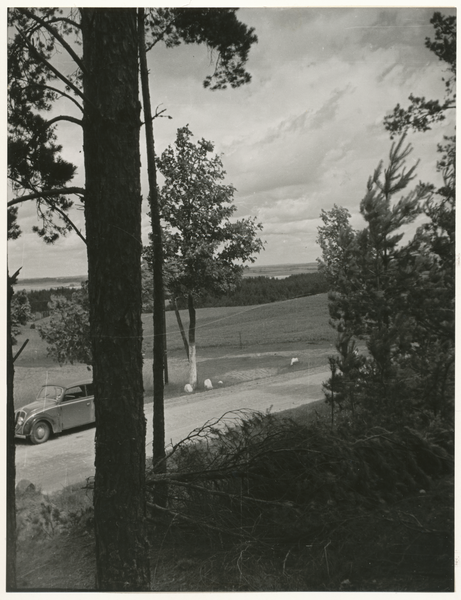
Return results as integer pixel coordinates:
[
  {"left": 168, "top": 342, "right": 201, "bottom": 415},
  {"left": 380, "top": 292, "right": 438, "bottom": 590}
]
[
  {"left": 7, "top": 270, "right": 17, "bottom": 591},
  {"left": 81, "top": 9, "right": 150, "bottom": 590},
  {"left": 138, "top": 8, "right": 167, "bottom": 506}
]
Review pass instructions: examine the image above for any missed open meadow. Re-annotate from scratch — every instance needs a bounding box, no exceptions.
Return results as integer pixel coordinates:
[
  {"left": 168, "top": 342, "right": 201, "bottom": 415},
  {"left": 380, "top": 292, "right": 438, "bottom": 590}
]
[{"left": 14, "top": 293, "right": 336, "bottom": 409}]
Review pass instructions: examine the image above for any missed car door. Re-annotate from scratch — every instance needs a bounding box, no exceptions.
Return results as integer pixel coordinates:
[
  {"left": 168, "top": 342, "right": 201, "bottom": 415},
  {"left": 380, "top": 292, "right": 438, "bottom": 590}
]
[
  {"left": 60, "top": 385, "right": 93, "bottom": 430},
  {"left": 84, "top": 383, "right": 96, "bottom": 424}
]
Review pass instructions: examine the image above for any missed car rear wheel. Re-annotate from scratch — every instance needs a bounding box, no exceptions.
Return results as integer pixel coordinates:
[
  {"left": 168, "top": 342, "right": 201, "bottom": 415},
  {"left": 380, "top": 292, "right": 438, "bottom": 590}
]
[{"left": 30, "top": 420, "right": 51, "bottom": 444}]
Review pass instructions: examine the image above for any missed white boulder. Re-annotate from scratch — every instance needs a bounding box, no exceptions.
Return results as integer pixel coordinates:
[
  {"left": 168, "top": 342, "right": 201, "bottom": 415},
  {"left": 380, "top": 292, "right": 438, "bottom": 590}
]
[
  {"left": 204, "top": 379, "right": 213, "bottom": 390},
  {"left": 184, "top": 384, "right": 194, "bottom": 393},
  {"left": 290, "top": 358, "right": 299, "bottom": 366}
]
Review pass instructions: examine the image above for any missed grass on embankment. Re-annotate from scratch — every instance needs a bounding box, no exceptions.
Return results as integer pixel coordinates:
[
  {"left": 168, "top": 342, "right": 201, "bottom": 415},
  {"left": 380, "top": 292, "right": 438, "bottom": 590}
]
[{"left": 14, "top": 294, "right": 336, "bottom": 408}]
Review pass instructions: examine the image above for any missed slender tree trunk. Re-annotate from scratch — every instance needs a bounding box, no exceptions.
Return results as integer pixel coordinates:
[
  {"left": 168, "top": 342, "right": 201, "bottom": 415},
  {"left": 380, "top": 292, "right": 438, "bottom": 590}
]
[
  {"left": 6, "top": 270, "right": 17, "bottom": 591},
  {"left": 163, "top": 299, "right": 168, "bottom": 384},
  {"left": 81, "top": 9, "right": 150, "bottom": 590},
  {"left": 173, "top": 297, "right": 189, "bottom": 360},
  {"left": 138, "top": 10, "right": 167, "bottom": 505},
  {"left": 188, "top": 293, "right": 198, "bottom": 388}
]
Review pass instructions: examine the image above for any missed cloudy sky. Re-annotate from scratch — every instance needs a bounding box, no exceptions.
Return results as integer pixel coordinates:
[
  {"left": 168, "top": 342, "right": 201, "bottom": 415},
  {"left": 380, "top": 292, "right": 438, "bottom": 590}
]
[{"left": 7, "top": 5, "right": 456, "bottom": 279}]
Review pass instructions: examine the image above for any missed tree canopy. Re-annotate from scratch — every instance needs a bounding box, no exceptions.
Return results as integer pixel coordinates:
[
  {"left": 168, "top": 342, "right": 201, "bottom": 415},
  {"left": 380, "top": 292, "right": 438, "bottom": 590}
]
[
  {"left": 152, "top": 125, "right": 264, "bottom": 300},
  {"left": 144, "top": 125, "right": 263, "bottom": 387},
  {"left": 10, "top": 290, "right": 32, "bottom": 345},
  {"left": 7, "top": 8, "right": 84, "bottom": 242},
  {"left": 318, "top": 137, "right": 453, "bottom": 421},
  {"left": 318, "top": 11, "right": 456, "bottom": 424},
  {"left": 37, "top": 283, "right": 91, "bottom": 365},
  {"left": 383, "top": 12, "right": 455, "bottom": 136}
]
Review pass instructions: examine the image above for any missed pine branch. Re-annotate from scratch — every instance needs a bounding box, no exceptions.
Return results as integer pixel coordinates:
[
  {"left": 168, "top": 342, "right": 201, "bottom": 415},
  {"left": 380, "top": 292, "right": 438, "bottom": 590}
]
[
  {"left": 15, "top": 27, "right": 91, "bottom": 107},
  {"left": 17, "top": 8, "right": 86, "bottom": 74},
  {"left": 45, "top": 114, "right": 83, "bottom": 128},
  {"left": 33, "top": 115, "right": 83, "bottom": 143},
  {"left": 45, "top": 200, "right": 86, "bottom": 245},
  {"left": 17, "top": 81, "right": 84, "bottom": 113},
  {"left": 43, "top": 16, "right": 81, "bottom": 30},
  {"left": 8, "top": 187, "right": 85, "bottom": 207},
  {"left": 9, "top": 179, "right": 86, "bottom": 244}
]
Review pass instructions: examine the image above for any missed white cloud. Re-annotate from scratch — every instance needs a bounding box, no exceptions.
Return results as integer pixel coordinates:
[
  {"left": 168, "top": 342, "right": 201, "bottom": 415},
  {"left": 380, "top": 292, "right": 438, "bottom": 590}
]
[{"left": 7, "top": 7, "right": 455, "bottom": 277}]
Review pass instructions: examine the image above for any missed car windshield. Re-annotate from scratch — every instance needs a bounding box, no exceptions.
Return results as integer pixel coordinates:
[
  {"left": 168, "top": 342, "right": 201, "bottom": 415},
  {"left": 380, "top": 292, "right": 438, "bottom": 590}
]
[{"left": 37, "top": 385, "right": 64, "bottom": 401}]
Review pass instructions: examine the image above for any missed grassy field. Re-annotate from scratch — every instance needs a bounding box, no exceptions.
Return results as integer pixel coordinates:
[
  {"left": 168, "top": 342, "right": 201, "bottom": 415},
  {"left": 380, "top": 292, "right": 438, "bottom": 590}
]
[
  {"left": 13, "top": 293, "right": 336, "bottom": 409},
  {"left": 143, "top": 293, "right": 334, "bottom": 357}
]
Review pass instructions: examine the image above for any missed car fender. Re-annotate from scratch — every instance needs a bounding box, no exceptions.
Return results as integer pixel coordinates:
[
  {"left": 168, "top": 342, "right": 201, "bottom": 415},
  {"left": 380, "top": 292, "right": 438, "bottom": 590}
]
[{"left": 23, "top": 412, "right": 61, "bottom": 436}]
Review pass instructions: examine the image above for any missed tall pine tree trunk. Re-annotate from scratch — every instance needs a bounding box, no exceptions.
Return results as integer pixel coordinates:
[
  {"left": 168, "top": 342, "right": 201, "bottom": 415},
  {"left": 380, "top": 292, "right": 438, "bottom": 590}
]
[
  {"left": 6, "top": 270, "right": 17, "bottom": 591},
  {"left": 138, "top": 8, "right": 167, "bottom": 505},
  {"left": 188, "top": 293, "right": 198, "bottom": 388},
  {"left": 81, "top": 9, "right": 150, "bottom": 590}
]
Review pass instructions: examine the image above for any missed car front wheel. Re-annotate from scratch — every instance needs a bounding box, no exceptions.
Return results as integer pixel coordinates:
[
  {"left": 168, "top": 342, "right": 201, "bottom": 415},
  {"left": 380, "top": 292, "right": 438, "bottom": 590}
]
[{"left": 30, "top": 420, "right": 51, "bottom": 444}]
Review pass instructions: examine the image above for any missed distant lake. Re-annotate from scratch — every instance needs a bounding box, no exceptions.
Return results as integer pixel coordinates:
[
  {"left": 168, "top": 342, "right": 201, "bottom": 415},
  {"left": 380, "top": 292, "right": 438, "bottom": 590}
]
[
  {"left": 15, "top": 262, "right": 318, "bottom": 291},
  {"left": 243, "top": 262, "right": 318, "bottom": 279},
  {"left": 15, "top": 275, "right": 86, "bottom": 292}
]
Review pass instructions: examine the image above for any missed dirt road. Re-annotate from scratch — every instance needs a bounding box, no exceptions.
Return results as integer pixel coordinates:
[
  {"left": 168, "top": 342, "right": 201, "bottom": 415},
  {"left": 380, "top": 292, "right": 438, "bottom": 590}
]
[{"left": 15, "top": 366, "right": 328, "bottom": 494}]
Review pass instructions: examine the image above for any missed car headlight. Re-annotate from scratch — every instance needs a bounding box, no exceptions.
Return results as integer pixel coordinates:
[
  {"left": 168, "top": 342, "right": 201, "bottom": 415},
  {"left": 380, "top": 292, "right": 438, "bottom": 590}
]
[{"left": 16, "top": 416, "right": 24, "bottom": 426}]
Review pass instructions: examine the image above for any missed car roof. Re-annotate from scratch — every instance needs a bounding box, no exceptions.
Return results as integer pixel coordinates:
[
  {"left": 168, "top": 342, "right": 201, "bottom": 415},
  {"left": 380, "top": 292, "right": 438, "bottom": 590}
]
[{"left": 40, "top": 379, "right": 93, "bottom": 389}]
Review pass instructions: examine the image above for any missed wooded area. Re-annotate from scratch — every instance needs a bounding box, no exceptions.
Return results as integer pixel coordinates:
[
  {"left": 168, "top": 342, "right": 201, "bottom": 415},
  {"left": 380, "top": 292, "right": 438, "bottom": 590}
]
[{"left": 24, "top": 271, "right": 328, "bottom": 314}]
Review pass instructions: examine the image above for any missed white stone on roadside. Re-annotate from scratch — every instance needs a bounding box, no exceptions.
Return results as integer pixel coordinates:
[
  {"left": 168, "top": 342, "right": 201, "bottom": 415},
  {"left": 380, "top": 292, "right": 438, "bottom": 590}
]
[
  {"left": 218, "top": 381, "right": 223, "bottom": 385},
  {"left": 184, "top": 384, "right": 194, "bottom": 393},
  {"left": 204, "top": 379, "right": 213, "bottom": 390},
  {"left": 290, "top": 358, "right": 299, "bottom": 366}
]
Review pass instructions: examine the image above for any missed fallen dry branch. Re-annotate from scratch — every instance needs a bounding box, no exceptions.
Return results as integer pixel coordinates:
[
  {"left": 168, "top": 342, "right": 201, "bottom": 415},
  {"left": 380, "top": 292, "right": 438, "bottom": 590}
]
[
  {"left": 147, "top": 501, "right": 247, "bottom": 539},
  {"left": 164, "top": 479, "right": 301, "bottom": 509},
  {"left": 147, "top": 467, "right": 265, "bottom": 483}
]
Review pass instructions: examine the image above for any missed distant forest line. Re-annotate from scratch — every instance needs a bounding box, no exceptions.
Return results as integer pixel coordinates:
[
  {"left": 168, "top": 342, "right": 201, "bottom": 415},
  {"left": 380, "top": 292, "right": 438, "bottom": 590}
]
[{"left": 25, "top": 272, "right": 328, "bottom": 314}]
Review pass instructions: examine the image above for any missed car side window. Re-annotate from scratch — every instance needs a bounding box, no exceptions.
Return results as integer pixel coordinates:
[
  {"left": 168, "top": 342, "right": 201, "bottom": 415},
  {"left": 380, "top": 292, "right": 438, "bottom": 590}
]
[
  {"left": 63, "top": 386, "right": 85, "bottom": 402},
  {"left": 85, "top": 383, "right": 94, "bottom": 397}
]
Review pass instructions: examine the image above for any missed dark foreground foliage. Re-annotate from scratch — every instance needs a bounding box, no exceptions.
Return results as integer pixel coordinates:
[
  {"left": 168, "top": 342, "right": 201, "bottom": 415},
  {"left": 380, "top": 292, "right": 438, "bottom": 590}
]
[
  {"left": 144, "top": 409, "right": 453, "bottom": 591},
  {"left": 15, "top": 408, "right": 454, "bottom": 591}
]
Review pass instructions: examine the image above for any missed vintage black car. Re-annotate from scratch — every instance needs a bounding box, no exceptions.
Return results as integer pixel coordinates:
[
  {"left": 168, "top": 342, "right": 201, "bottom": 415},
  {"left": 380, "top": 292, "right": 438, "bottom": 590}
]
[{"left": 15, "top": 379, "right": 95, "bottom": 444}]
